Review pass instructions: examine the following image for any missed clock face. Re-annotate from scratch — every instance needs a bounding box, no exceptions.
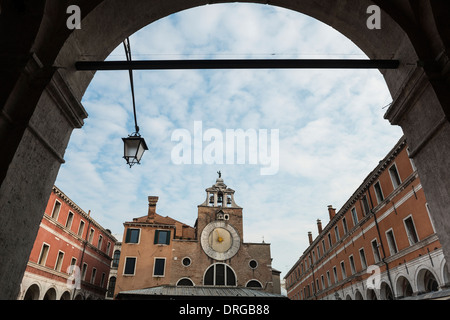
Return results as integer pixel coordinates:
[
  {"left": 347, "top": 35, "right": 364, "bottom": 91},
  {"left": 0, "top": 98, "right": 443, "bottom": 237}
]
[{"left": 201, "top": 221, "right": 240, "bottom": 260}]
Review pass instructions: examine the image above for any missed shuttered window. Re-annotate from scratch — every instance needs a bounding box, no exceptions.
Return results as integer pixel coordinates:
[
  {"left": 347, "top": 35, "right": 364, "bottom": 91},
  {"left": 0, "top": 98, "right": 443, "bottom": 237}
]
[
  {"left": 154, "top": 230, "right": 171, "bottom": 245},
  {"left": 125, "top": 228, "right": 140, "bottom": 243}
]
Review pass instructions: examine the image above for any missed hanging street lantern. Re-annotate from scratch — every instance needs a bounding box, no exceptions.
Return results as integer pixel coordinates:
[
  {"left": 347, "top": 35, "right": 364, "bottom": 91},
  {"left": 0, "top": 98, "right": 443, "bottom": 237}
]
[
  {"left": 121, "top": 37, "right": 148, "bottom": 167},
  {"left": 122, "top": 133, "right": 148, "bottom": 167}
]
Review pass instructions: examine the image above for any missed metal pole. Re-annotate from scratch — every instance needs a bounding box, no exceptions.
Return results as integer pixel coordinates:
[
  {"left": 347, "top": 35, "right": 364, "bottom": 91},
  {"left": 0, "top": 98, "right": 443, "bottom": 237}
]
[
  {"left": 75, "top": 59, "right": 400, "bottom": 71},
  {"left": 123, "top": 38, "right": 139, "bottom": 134}
]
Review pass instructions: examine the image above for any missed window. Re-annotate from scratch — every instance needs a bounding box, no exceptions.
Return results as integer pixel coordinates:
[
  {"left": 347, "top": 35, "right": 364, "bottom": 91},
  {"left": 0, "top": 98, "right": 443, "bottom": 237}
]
[
  {"left": 327, "top": 233, "right": 332, "bottom": 247},
  {"left": 332, "top": 266, "right": 338, "bottom": 283},
  {"left": 124, "top": 257, "right": 136, "bottom": 275},
  {"left": 51, "top": 201, "right": 61, "bottom": 219},
  {"left": 55, "top": 251, "right": 64, "bottom": 272},
  {"left": 389, "top": 164, "right": 402, "bottom": 189},
  {"left": 125, "top": 228, "right": 140, "bottom": 244},
  {"left": 334, "top": 226, "right": 340, "bottom": 242},
  {"left": 359, "top": 248, "right": 367, "bottom": 270},
  {"left": 371, "top": 239, "right": 381, "bottom": 263},
  {"left": 69, "top": 257, "right": 77, "bottom": 272},
  {"left": 178, "top": 278, "right": 194, "bottom": 286},
  {"left": 351, "top": 207, "right": 358, "bottom": 226},
  {"left": 385, "top": 229, "right": 398, "bottom": 255},
  {"left": 154, "top": 230, "right": 171, "bottom": 245},
  {"left": 101, "top": 273, "right": 106, "bottom": 287},
  {"left": 65, "top": 211, "right": 74, "bottom": 229},
  {"left": 321, "top": 275, "right": 325, "bottom": 289},
  {"left": 78, "top": 220, "right": 85, "bottom": 237},
  {"left": 106, "top": 242, "right": 111, "bottom": 255},
  {"left": 246, "top": 280, "right": 262, "bottom": 288},
  {"left": 340, "top": 261, "right": 347, "bottom": 279},
  {"left": 183, "top": 257, "right": 192, "bottom": 267},
  {"left": 406, "top": 147, "right": 417, "bottom": 171},
  {"left": 361, "top": 195, "right": 370, "bottom": 216},
  {"left": 374, "top": 181, "right": 384, "bottom": 204},
  {"left": 91, "top": 268, "right": 97, "bottom": 284},
  {"left": 326, "top": 271, "right": 331, "bottom": 286},
  {"left": 112, "top": 250, "right": 120, "bottom": 268},
  {"left": 97, "top": 235, "right": 103, "bottom": 250},
  {"left": 404, "top": 216, "right": 419, "bottom": 245},
  {"left": 38, "top": 243, "right": 50, "bottom": 266},
  {"left": 342, "top": 217, "right": 348, "bottom": 234},
  {"left": 81, "top": 263, "right": 88, "bottom": 280},
  {"left": 349, "top": 255, "right": 356, "bottom": 275},
  {"left": 322, "top": 239, "right": 326, "bottom": 253},
  {"left": 153, "top": 258, "right": 166, "bottom": 277},
  {"left": 107, "top": 277, "right": 116, "bottom": 298},
  {"left": 88, "top": 228, "right": 95, "bottom": 244},
  {"left": 204, "top": 263, "right": 236, "bottom": 286},
  {"left": 425, "top": 203, "right": 436, "bottom": 232}
]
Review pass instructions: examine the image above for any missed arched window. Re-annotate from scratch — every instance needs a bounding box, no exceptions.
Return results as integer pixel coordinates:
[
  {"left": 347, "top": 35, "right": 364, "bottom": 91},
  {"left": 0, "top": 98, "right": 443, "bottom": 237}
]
[
  {"left": 107, "top": 276, "right": 116, "bottom": 298},
  {"left": 246, "top": 280, "right": 262, "bottom": 288},
  {"left": 177, "top": 278, "right": 194, "bottom": 286},
  {"left": 204, "top": 263, "right": 236, "bottom": 286},
  {"left": 112, "top": 250, "right": 120, "bottom": 268}
]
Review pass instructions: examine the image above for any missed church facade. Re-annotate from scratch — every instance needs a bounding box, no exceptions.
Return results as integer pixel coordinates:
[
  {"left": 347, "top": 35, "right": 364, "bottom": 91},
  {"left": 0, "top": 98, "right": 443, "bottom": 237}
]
[{"left": 114, "top": 176, "right": 282, "bottom": 299}]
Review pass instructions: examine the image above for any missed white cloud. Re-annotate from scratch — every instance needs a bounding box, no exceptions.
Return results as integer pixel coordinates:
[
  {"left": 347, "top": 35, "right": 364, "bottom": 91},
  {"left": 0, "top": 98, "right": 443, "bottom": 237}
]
[{"left": 55, "top": 3, "right": 403, "bottom": 277}]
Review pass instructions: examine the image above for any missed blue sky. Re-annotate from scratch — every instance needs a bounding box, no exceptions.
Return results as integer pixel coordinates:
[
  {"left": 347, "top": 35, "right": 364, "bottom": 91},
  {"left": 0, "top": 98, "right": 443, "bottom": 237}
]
[{"left": 55, "top": 3, "right": 403, "bottom": 278}]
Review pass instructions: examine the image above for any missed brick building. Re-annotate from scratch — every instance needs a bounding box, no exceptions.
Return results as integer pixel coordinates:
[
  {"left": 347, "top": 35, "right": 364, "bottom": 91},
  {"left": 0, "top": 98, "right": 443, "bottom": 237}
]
[
  {"left": 18, "top": 186, "right": 117, "bottom": 300},
  {"left": 285, "top": 137, "right": 450, "bottom": 300},
  {"left": 114, "top": 175, "right": 283, "bottom": 299}
]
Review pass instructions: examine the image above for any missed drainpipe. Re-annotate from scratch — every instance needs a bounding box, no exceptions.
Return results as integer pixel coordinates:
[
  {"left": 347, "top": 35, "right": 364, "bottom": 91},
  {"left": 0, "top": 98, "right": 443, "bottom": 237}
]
[
  {"left": 367, "top": 192, "right": 396, "bottom": 300},
  {"left": 72, "top": 210, "right": 92, "bottom": 300},
  {"left": 308, "top": 251, "right": 318, "bottom": 300}
]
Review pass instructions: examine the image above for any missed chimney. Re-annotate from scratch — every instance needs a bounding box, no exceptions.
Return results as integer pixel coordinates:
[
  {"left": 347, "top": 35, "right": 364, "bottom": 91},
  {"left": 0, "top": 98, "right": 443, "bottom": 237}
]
[
  {"left": 317, "top": 219, "right": 323, "bottom": 234},
  {"left": 147, "top": 196, "right": 158, "bottom": 221},
  {"left": 308, "top": 231, "right": 313, "bottom": 245},
  {"left": 328, "top": 205, "right": 336, "bottom": 220}
]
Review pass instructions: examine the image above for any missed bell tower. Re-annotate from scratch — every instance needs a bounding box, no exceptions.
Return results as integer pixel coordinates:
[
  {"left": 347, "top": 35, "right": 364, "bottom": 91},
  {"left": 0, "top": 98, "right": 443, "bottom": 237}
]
[
  {"left": 197, "top": 172, "right": 243, "bottom": 244},
  {"left": 199, "top": 171, "right": 239, "bottom": 209}
]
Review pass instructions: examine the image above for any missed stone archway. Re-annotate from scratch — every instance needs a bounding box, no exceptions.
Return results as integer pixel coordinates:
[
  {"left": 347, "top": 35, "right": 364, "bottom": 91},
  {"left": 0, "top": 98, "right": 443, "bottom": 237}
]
[
  {"left": 60, "top": 291, "right": 71, "bottom": 300},
  {"left": 43, "top": 287, "right": 57, "bottom": 300},
  {"left": 354, "top": 290, "right": 364, "bottom": 300},
  {"left": 1, "top": 0, "right": 449, "bottom": 300},
  {"left": 23, "top": 284, "right": 40, "bottom": 300},
  {"left": 417, "top": 268, "right": 440, "bottom": 294},
  {"left": 380, "top": 281, "right": 394, "bottom": 300},
  {"left": 395, "top": 275, "right": 414, "bottom": 299}
]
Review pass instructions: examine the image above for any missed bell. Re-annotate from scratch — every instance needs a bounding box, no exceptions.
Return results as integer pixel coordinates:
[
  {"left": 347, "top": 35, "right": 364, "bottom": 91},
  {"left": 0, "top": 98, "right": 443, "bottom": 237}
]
[
  {"left": 227, "top": 197, "right": 232, "bottom": 205},
  {"left": 218, "top": 196, "right": 223, "bottom": 203},
  {"left": 209, "top": 195, "right": 214, "bottom": 204}
]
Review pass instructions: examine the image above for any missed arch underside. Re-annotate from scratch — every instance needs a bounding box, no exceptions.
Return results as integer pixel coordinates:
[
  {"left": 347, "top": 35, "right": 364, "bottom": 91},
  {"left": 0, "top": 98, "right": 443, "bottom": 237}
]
[
  {"left": 1, "top": 0, "right": 450, "bottom": 300},
  {"left": 53, "top": 0, "right": 420, "bottom": 101}
]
